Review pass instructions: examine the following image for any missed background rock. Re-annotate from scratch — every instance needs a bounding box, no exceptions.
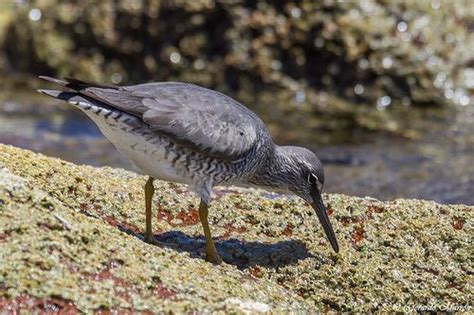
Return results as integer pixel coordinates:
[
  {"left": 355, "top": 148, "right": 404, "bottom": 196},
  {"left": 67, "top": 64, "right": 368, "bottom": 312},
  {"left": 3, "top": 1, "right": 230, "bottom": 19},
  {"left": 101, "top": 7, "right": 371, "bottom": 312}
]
[{"left": 1, "top": 0, "right": 473, "bottom": 138}]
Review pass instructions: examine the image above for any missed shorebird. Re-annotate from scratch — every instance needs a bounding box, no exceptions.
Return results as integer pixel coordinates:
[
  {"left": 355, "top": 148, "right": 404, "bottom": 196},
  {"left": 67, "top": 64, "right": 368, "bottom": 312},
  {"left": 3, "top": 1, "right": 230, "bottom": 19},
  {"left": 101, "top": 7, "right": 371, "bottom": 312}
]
[{"left": 38, "top": 76, "right": 339, "bottom": 264}]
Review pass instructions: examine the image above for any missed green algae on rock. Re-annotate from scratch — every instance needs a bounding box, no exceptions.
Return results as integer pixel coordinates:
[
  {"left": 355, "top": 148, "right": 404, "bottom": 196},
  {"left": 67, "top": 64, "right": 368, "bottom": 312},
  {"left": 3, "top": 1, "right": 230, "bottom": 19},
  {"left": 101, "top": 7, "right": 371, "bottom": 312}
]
[{"left": 0, "top": 143, "right": 472, "bottom": 312}]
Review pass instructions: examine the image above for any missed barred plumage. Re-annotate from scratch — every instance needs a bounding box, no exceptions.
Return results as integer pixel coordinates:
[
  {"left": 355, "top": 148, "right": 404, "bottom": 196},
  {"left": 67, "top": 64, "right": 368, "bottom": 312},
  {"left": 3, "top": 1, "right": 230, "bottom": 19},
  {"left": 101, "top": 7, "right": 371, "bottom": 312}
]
[{"left": 38, "top": 76, "right": 339, "bottom": 264}]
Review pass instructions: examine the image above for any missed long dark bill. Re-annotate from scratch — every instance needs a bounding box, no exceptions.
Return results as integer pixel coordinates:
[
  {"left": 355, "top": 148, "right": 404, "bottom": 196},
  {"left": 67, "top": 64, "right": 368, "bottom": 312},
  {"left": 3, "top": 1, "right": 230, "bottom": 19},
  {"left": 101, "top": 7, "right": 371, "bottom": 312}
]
[{"left": 311, "top": 192, "right": 339, "bottom": 253}]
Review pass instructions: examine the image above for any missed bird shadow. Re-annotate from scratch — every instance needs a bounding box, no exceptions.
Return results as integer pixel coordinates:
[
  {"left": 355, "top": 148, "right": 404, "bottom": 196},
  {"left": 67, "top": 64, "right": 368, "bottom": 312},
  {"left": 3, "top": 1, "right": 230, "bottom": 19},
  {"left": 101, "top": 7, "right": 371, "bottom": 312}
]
[
  {"left": 154, "top": 231, "right": 314, "bottom": 269},
  {"left": 84, "top": 201, "right": 318, "bottom": 269},
  {"left": 116, "top": 224, "right": 314, "bottom": 269}
]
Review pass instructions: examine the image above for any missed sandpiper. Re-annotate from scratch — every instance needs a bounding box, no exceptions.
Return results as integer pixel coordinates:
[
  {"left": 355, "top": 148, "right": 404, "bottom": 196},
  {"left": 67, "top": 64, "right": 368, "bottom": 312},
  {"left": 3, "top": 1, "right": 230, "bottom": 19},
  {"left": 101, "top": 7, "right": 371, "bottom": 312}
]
[{"left": 38, "top": 76, "right": 339, "bottom": 264}]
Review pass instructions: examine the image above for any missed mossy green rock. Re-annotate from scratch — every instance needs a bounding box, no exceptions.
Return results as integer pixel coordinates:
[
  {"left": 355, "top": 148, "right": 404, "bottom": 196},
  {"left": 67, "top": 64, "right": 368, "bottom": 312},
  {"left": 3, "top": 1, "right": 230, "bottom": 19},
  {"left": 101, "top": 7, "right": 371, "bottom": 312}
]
[
  {"left": 0, "top": 144, "right": 472, "bottom": 312},
  {"left": 1, "top": 1, "right": 473, "bottom": 139}
]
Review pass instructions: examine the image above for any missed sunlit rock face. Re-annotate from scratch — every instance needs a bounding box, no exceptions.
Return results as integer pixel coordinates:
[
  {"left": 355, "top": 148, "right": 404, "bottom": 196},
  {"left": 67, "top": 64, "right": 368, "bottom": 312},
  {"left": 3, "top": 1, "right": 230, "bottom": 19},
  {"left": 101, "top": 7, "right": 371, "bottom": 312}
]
[{"left": 0, "top": 143, "right": 472, "bottom": 313}]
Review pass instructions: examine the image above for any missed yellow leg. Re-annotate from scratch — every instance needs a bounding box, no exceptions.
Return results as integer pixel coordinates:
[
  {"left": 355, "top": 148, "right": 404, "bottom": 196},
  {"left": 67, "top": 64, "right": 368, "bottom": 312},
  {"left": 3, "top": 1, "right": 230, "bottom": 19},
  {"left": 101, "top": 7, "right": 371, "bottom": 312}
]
[
  {"left": 144, "top": 177, "right": 157, "bottom": 244},
  {"left": 199, "top": 200, "right": 223, "bottom": 265}
]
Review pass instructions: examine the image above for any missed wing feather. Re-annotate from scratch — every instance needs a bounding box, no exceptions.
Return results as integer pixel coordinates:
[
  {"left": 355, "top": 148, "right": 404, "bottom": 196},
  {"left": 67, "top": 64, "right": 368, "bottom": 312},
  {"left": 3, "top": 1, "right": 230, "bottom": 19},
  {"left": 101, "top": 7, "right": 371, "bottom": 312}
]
[{"left": 50, "top": 79, "right": 262, "bottom": 159}]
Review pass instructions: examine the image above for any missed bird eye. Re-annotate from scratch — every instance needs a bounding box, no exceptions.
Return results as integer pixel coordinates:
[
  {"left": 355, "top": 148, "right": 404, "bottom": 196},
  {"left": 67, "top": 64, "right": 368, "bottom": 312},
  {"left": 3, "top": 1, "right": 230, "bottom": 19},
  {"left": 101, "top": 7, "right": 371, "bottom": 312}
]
[{"left": 307, "top": 173, "right": 318, "bottom": 186}]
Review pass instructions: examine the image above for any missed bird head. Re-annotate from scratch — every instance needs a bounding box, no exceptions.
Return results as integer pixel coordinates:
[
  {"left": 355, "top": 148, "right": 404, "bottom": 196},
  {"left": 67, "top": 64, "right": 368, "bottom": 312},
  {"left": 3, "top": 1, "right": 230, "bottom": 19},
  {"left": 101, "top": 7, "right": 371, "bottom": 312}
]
[{"left": 278, "top": 146, "right": 339, "bottom": 253}]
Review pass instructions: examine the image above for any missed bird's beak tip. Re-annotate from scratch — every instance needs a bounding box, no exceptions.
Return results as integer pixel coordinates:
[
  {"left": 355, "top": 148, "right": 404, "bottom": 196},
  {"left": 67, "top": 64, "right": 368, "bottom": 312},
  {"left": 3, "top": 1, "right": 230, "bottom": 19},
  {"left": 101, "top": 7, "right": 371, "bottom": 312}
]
[{"left": 311, "top": 195, "right": 339, "bottom": 253}]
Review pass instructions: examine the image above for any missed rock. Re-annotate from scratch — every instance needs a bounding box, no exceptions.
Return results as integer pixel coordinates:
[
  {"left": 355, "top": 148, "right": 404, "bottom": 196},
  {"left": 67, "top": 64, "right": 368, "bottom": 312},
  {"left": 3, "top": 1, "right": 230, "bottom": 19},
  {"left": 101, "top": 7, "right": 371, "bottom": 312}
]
[
  {"left": 1, "top": 1, "right": 473, "bottom": 139},
  {"left": 0, "top": 143, "right": 472, "bottom": 312}
]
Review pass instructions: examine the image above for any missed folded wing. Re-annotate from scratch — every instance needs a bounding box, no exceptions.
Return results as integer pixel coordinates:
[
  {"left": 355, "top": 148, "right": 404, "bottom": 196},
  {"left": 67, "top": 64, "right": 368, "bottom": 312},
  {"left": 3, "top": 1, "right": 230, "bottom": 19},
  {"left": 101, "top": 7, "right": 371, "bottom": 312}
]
[{"left": 40, "top": 77, "right": 262, "bottom": 159}]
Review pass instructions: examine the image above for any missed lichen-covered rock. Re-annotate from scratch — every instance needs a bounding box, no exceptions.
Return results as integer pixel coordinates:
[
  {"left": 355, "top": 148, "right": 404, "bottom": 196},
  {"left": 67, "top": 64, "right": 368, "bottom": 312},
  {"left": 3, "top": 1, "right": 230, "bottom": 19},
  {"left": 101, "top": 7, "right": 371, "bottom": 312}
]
[
  {"left": 0, "top": 143, "right": 472, "bottom": 312},
  {"left": 1, "top": 1, "right": 473, "bottom": 139}
]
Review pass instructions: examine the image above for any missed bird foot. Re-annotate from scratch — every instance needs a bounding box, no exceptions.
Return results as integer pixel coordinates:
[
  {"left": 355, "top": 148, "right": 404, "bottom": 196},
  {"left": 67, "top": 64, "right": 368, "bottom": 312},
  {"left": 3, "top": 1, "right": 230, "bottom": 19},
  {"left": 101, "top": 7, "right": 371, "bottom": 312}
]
[
  {"left": 144, "top": 234, "right": 160, "bottom": 246},
  {"left": 205, "top": 250, "right": 223, "bottom": 265}
]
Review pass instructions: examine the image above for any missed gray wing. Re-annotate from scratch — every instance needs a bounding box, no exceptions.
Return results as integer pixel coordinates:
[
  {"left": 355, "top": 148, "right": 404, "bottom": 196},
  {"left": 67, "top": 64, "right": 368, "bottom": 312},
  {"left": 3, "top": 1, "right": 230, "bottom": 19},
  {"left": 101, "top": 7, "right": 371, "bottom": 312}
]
[{"left": 73, "top": 81, "right": 263, "bottom": 159}]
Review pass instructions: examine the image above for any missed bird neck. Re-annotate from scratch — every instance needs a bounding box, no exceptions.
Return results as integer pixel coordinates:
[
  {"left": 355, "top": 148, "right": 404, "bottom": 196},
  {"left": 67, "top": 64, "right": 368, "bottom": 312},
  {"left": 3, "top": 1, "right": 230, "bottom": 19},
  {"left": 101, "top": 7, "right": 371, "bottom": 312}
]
[{"left": 252, "top": 145, "right": 298, "bottom": 192}]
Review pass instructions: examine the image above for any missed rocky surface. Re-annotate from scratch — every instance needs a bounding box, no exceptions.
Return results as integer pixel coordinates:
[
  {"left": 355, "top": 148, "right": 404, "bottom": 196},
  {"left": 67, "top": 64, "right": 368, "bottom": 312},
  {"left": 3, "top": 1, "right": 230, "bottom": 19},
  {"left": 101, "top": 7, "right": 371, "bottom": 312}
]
[
  {"left": 1, "top": 1, "right": 473, "bottom": 139},
  {"left": 0, "top": 143, "right": 472, "bottom": 313}
]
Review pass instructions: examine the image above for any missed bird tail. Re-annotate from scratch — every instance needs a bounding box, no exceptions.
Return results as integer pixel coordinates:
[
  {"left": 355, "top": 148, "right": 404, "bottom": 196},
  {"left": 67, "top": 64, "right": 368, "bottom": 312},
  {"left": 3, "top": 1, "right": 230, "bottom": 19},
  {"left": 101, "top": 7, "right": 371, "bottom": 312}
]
[
  {"left": 37, "top": 75, "right": 137, "bottom": 123},
  {"left": 37, "top": 75, "right": 120, "bottom": 111},
  {"left": 37, "top": 89, "right": 101, "bottom": 112},
  {"left": 38, "top": 75, "right": 118, "bottom": 91},
  {"left": 37, "top": 89, "right": 75, "bottom": 100}
]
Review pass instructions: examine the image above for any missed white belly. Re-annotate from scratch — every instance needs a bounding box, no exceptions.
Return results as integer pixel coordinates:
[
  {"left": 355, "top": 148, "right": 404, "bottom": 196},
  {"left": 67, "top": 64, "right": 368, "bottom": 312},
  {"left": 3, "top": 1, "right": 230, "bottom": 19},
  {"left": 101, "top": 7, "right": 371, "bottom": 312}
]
[{"left": 81, "top": 106, "right": 186, "bottom": 184}]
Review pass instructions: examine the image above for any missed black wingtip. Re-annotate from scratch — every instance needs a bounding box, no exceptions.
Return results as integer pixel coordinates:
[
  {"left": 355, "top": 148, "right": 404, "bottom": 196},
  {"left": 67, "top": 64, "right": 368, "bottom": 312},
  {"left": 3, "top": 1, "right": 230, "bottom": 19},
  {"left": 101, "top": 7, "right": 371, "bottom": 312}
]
[
  {"left": 63, "top": 76, "right": 119, "bottom": 89},
  {"left": 38, "top": 75, "right": 69, "bottom": 86},
  {"left": 39, "top": 75, "right": 119, "bottom": 90}
]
